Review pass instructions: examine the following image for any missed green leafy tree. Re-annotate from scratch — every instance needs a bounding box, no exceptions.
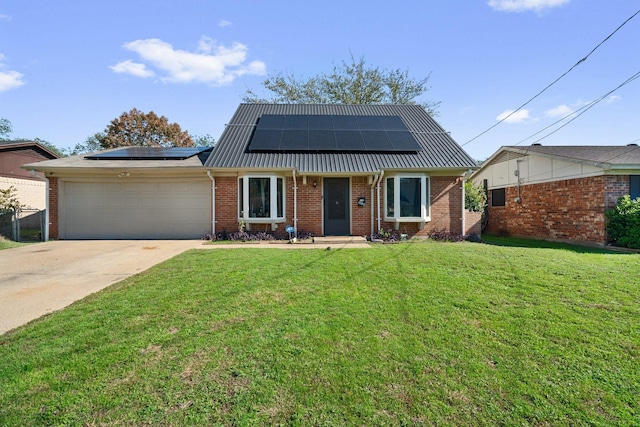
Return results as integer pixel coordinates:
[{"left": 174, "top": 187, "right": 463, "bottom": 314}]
[
  {"left": 605, "top": 195, "right": 640, "bottom": 249},
  {"left": 0, "top": 186, "right": 23, "bottom": 211},
  {"left": 0, "top": 118, "right": 12, "bottom": 139},
  {"left": 101, "top": 108, "right": 194, "bottom": 149},
  {"left": 191, "top": 133, "right": 216, "bottom": 147},
  {"left": 243, "top": 56, "right": 440, "bottom": 116},
  {"left": 465, "top": 180, "right": 487, "bottom": 212},
  {"left": 68, "top": 132, "right": 107, "bottom": 155}
]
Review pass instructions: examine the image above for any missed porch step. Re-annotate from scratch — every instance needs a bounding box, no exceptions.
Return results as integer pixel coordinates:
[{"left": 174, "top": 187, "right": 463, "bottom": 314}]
[{"left": 311, "top": 236, "right": 368, "bottom": 245}]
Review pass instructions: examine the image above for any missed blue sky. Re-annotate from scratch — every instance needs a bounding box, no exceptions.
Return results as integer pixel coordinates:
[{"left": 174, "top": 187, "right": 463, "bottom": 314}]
[{"left": 1, "top": 0, "right": 638, "bottom": 160}]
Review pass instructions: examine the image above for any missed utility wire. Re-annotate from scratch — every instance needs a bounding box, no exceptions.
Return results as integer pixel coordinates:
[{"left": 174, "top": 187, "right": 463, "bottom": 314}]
[
  {"left": 516, "top": 69, "right": 640, "bottom": 146},
  {"left": 462, "top": 8, "right": 640, "bottom": 147}
]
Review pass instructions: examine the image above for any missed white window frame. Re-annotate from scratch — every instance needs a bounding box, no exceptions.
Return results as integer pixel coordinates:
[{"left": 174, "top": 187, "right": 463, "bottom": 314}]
[
  {"left": 238, "top": 175, "right": 286, "bottom": 225},
  {"left": 384, "top": 174, "right": 430, "bottom": 224}
]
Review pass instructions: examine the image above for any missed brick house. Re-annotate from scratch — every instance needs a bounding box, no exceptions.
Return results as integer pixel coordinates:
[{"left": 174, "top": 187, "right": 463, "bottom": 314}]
[
  {"left": 472, "top": 144, "right": 640, "bottom": 246},
  {"left": 1, "top": 140, "right": 60, "bottom": 210},
  {"left": 25, "top": 104, "right": 478, "bottom": 240}
]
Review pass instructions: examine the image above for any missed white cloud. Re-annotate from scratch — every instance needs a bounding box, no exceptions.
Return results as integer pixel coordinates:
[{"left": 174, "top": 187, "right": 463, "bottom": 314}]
[
  {"left": 0, "top": 14, "right": 11, "bottom": 21},
  {"left": 605, "top": 95, "right": 621, "bottom": 105},
  {"left": 109, "top": 60, "right": 155, "bottom": 78},
  {"left": 0, "top": 53, "right": 26, "bottom": 92},
  {"left": 111, "top": 37, "right": 266, "bottom": 86},
  {"left": 218, "top": 20, "right": 232, "bottom": 27},
  {"left": 488, "top": 0, "right": 570, "bottom": 13},
  {"left": 496, "top": 109, "right": 531, "bottom": 123},
  {"left": 545, "top": 104, "right": 573, "bottom": 118}
]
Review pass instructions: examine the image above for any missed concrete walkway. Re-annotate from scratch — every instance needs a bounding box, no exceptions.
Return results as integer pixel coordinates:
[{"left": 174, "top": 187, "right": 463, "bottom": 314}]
[{"left": 0, "top": 238, "right": 370, "bottom": 335}]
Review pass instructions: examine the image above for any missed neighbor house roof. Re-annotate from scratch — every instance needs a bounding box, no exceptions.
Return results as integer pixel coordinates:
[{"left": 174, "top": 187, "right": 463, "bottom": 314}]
[
  {"left": 479, "top": 145, "right": 640, "bottom": 172},
  {"left": 205, "top": 104, "right": 477, "bottom": 173},
  {"left": 0, "top": 140, "right": 61, "bottom": 160}
]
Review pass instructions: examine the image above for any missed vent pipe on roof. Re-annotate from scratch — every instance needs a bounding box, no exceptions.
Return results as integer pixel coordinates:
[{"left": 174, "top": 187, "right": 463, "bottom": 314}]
[{"left": 627, "top": 143, "right": 638, "bottom": 146}]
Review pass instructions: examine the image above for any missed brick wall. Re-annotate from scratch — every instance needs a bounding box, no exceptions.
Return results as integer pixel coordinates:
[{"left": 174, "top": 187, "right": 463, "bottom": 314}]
[
  {"left": 49, "top": 177, "right": 59, "bottom": 239},
  {"left": 485, "top": 175, "right": 631, "bottom": 245},
  {"left": 213, "top": 174, "right": 464, "bottom": 239},
  {"left": 214, "top": 176, "right": 239, "bottom": 234},
  {"left": 292, "top": 176, "right": 323, "bottom": 236},
  {"left": 465, "top": 210, "right": 482, "bottom": 237},
  {"left": 377, "top": 176, "right": 464, "bottom": 237}
]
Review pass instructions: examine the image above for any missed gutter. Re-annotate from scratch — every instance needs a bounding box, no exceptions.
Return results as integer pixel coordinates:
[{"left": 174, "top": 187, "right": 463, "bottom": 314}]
[{"left": 206, "top": 170, "right": 215, "bottom": 235}]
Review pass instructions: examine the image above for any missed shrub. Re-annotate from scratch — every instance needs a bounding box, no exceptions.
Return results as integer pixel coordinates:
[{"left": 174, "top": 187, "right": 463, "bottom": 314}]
[
  {"left": 428, "top": 229, "right": 465, "bottom": 242},
  {"left": 372, "top": 228, "right": 401, "bottom": 242},
  {"left": 605, "top": 195, "right": 640, "bottom": 249},
  {"left": 464, "top": 180, "right": 486, "bottom": 212}
]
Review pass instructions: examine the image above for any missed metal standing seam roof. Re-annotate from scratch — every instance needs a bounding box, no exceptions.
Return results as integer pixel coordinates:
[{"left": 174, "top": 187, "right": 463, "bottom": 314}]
[{"left": 205, "top": 104, "right": 477, "bottom": 173}]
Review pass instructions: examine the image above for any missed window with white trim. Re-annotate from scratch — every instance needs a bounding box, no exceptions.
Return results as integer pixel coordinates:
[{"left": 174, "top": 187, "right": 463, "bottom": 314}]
[
  {"left": 384, "top": 174, "right": 430, "bottom": 221},
  {"left": 238, "top": 176, "right": 285, "bottom": 221}
]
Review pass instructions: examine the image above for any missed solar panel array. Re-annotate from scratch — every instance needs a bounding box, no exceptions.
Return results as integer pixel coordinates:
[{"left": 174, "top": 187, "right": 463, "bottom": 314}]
[
  {"left": 248, "top": 115, "right": 422, "bottom": 153},
  {"left": 85, "top": 147, "right": 211, "bottom": 160}
]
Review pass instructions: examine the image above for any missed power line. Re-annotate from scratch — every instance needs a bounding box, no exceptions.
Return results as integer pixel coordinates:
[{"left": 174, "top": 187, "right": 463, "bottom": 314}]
[
  {"left": 462, "top": 8, "right": 640, "bottom": 147},
  {"left": 515, "top": 69, "right": 640, "bottom": 146}
]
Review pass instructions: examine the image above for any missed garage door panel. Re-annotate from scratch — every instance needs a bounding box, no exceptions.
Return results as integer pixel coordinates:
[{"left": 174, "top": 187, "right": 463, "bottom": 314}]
[{"left": 62, "top": 181, "right": 211, "bottom": 239}]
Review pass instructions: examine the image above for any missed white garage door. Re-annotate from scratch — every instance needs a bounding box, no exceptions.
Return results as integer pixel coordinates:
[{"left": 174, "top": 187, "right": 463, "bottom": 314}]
[{"left": 61, "top": 180, "right": 211, "bottom": 239}]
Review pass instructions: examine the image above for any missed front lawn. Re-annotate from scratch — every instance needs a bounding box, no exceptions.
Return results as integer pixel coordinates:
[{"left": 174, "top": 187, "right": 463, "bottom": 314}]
[{"left": 1, "top": 240, "right": 638, "bottom": 425}]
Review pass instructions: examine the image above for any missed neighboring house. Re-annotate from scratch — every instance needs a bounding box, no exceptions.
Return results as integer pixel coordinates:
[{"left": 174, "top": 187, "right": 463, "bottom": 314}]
[
  {"left": 24, "top": 104, "right": 478, "bottom": 240},
  {"left": 472, "top": 144, "right": 640, "bottom": 246},
  {"left": 0, "top": 140, "right": 60, "bottom": 210}
]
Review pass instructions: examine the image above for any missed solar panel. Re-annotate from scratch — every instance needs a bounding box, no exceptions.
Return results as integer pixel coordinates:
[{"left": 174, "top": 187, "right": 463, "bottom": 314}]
[
  {"left": 335, "top": 131, "right": 366, "bottom": 151},
  {"left": 309, "top": 130, "right": 337, "bottom": 151},
  {"left": 356, "top": 116, "right": 383, "bottom": 130},
  {"left": 308, "top": 115, "right": 334, "bottom": 130},
  {"left": 248, "top": 114, "right": 421, "bottom": 153},
  {"left": 280, "top": 130, "right": 308, "bottom": 150},
  {"left": 256, "top": 114, "right": 284, "bottom": 130},
  {"left": 362, "top": 131, "right": 392, "bottom": 151},
  {"left": 85, "top": 146, "right": 211, "bottom": 160}
]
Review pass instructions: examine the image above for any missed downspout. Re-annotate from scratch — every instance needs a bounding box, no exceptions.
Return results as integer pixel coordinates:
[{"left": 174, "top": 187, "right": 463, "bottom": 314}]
[
  {"left": 370, "top": 171, "right": 382, "bottom": 237},
  {"left": 207, "top": 170, "right": 215, "bottom": 235},
  {"left": 461, "top": 175, "right": 466, "bottom": 237},
  {"left": 376, "top": 170, "right": 385, "bottom": 232},
  {"left": 292, "top": 168, "right": 298, "bottom": 239}
]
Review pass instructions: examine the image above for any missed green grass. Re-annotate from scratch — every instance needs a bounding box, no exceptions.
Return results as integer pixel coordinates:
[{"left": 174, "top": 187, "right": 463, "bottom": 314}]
[
  {"left": 1, "top": 240, "right": 638, "bottom": 425},
  {"left": 0, "top": 236, "right": 25, "bottom": 250}
]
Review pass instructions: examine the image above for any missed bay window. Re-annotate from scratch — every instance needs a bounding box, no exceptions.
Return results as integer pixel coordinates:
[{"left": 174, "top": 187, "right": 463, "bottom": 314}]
[
  {"left": 238, "top": 176, "right": 285, "bottom": 222},
  {"left": 384, "top": 174, "right": 430, "bottom": 222}
]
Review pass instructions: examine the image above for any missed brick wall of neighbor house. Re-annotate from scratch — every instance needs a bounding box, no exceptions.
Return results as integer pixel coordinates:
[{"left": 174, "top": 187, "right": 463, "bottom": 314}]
[
  {"left": 48, "top": 177, "right": 59, "bottom": 239},
  {"left": 484, "top": 175, "right": 631, "bottom": 245},
  {"left": 604, "top": 175, "right": 630, "bottom": 208},
  {"left": 379, "top": 176, "right": 464, "bottom": 237}
]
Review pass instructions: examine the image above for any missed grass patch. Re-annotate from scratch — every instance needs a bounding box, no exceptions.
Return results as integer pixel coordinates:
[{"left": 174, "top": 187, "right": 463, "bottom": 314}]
[
  {"left": 1, "top": 241, "right": 638, "bottom": 425},
  {"left": 0, "top": 236, "right": 26, "bottom": 250}
]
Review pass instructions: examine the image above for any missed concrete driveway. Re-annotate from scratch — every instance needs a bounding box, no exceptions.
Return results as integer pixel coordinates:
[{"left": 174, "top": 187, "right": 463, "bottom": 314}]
[{"left": 0, "top": 240, "right": 203, "bottom": 335}]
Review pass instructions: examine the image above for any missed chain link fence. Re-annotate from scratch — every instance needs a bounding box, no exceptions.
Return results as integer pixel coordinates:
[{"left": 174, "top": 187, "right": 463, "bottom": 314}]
[{"left": 0, "top": 209, "right": 46, "bottom": 242}]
